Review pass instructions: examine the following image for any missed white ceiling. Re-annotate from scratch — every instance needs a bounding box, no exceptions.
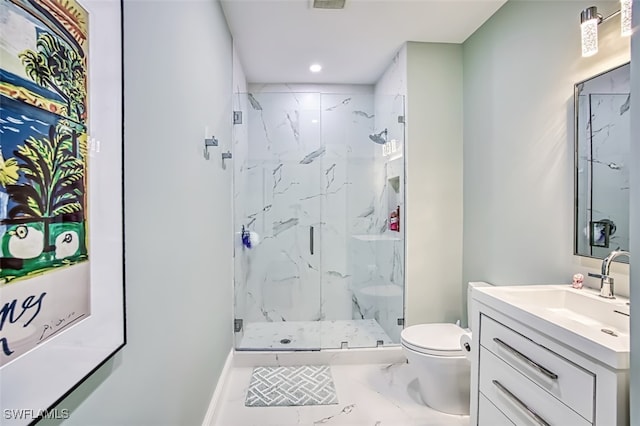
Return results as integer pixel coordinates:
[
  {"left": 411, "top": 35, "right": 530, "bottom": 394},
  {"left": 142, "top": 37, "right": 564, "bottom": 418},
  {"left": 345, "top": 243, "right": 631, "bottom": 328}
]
[{"left": 221, "top": 0, "right": 507, "bottom": 85}]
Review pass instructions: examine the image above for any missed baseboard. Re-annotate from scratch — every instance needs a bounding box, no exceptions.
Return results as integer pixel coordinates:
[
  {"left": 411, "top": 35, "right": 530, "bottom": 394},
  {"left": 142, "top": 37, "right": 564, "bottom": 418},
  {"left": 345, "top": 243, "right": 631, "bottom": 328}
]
[{"left": 201, "top": 349, "right": 234, "bottom": 426}]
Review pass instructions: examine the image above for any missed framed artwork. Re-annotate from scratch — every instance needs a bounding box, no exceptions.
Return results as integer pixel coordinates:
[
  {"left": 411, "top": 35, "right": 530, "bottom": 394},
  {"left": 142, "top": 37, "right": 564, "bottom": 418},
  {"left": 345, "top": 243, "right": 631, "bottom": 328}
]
[{"left": 0, "top": 0, "right": 124, "bottom": 424}]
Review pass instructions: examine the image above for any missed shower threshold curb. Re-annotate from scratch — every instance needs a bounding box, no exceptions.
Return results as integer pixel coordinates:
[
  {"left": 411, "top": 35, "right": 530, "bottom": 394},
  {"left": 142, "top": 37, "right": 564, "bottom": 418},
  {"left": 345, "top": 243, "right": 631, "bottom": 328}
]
[{"left": 233, "top": 346, "right": 405, "bottom": 368}]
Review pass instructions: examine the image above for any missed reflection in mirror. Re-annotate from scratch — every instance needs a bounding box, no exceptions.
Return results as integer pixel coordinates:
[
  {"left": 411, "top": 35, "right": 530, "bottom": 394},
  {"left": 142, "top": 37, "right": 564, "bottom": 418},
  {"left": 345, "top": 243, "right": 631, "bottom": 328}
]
[{"left": 575, "top": 63, "right": 630, "bottom": 262}]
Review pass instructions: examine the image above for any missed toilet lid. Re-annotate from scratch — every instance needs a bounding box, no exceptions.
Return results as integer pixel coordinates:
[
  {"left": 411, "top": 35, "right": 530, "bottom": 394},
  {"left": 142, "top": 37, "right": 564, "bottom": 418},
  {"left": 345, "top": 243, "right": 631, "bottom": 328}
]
[{"left": 401, "top": 324, "right": 466, "bottom": 356}]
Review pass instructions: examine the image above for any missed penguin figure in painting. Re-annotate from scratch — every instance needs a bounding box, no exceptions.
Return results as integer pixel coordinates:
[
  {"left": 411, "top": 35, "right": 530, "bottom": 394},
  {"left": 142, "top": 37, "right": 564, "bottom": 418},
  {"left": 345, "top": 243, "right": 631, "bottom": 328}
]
[
  {"left": 7, "top": 225, "right": 44, "bottom": 259},
  {"left": 55, "top": 231, "right": 80, "bottom": 259}
]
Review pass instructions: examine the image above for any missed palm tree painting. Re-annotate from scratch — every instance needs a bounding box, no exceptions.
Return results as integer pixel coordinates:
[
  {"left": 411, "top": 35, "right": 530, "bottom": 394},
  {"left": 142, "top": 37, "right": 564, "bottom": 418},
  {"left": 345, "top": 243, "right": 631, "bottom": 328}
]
[
  {"left": 2, "top": 121, "right": 86, "bottom": 274},
  {"left": 19, "top": 32, "right": 87, "bottom": 123},
  {"left": 7, "top": 124, "right": 84, "bottom": 222},
  {"left": 0, "top": 0, "right": 89, "bottom": 282}
]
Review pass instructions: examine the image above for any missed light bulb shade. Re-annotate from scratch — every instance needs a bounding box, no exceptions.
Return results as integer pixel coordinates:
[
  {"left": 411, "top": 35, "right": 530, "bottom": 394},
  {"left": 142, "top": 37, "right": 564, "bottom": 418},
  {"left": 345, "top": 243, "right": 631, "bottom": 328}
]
[
  {"left": 621, "top": 0, "right": 632, "bottom": 36},
  {"left": 581, "top": 18, "right": 599, "bottom": 57}
]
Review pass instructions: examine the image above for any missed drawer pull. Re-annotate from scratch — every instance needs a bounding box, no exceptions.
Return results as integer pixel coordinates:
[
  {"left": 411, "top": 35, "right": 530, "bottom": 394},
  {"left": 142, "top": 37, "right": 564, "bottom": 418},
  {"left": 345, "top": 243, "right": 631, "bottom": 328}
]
[
  {"left": 493, "top": 338, "right": 558, "bottom": 380},
  {"left": 492, "top": 379, "right": 550, "bottom": 426}
]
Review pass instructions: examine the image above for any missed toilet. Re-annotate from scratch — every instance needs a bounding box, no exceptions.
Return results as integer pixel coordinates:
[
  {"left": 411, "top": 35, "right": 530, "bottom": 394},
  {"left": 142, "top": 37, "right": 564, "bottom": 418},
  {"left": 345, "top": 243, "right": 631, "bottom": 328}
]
[{"left": 400, "top": 282, "right": 491, "bottom": 415}]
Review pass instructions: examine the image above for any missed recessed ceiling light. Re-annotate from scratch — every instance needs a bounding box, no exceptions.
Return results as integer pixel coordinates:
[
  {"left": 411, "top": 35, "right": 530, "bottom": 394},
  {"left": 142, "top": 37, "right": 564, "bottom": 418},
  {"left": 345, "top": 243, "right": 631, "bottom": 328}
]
[{"left": 309, "top": 64, "right": 322, "bottom": 73}]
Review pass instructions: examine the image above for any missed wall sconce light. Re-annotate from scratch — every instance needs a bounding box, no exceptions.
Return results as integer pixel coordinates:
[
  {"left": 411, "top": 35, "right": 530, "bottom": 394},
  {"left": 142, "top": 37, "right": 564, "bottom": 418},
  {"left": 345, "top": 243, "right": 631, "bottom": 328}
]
[
  {"left": 580, "top": 2, "right": 632, "bottom": 57},
  {"left": 580, "top": 6, "right": 599, "bottom": 57}
]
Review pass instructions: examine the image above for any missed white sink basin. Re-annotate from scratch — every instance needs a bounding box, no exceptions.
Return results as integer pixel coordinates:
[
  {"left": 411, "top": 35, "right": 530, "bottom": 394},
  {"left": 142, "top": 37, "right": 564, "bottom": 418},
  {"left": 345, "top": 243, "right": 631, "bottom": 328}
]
[{"left": 473, "top": 285, "right": 630, "bottom": 369}]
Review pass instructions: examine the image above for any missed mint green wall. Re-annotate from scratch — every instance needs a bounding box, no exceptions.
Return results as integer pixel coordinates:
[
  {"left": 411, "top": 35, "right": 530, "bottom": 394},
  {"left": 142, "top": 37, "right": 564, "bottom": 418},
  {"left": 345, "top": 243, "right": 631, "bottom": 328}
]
[
  {"left": 462, "top": 0, "right": 629, "bottom": 290},
  {"left": 41, "top": 1, "right": 234, "bottom": 424},
  {"left": 463, "top": 3, "right": 636, "bottom": 420},
  {"left": 404, "top": 42, "right": 464, "bottom": 326},
  {"left": 629, "top": 1, "right": 639, "bottom": 424}
]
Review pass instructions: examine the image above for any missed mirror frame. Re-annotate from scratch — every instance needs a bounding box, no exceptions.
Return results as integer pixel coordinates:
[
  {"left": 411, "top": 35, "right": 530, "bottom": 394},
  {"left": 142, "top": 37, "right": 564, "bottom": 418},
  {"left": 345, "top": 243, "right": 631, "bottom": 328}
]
[{"left": 573, "top": 62, "right": 631, "bottom": 262}]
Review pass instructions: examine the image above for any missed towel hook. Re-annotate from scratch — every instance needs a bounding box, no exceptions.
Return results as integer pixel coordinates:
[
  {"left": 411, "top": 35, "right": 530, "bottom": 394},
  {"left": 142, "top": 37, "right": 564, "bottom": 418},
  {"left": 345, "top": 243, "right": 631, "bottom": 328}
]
[{"left": 204, "top": 136, "right": 218, "bottom": 160}]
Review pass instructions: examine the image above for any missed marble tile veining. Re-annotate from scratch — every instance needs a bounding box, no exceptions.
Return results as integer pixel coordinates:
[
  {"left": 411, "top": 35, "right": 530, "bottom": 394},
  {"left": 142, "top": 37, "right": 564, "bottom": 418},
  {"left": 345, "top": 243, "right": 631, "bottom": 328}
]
[
  {"left": 234, "top": 88, "right": 406, "bottom": 349},
  {"left": 237, "top": 319, "right": 393, "bottom": 350},
  {"left": 212, "top": 361, "right": 470, "bottom": 426},
  {"left": 300, "top": 146, "right": 327, "bottom": 164}
]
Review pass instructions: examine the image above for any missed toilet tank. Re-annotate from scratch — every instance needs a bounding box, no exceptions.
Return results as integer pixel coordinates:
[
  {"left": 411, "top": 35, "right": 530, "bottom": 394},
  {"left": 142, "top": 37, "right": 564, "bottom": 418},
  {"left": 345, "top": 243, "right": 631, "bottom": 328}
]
[{"left": 466, "top": 281, "right": 493, "bottom": 331}]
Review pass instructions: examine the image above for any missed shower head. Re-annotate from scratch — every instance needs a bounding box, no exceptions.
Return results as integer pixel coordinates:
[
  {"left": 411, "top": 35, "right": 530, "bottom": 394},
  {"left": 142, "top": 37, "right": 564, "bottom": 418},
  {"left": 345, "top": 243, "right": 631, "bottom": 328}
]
[{"left": 369, "top": 129, "right": 388, "bottom": 144}]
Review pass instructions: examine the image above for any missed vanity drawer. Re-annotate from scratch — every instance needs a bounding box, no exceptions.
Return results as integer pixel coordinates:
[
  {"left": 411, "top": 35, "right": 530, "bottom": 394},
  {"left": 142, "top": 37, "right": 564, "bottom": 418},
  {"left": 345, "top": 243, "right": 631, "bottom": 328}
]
[
  {"left": 480, "top": 348, "right": 591, "bottom": 426},
  {"left": 478, "top": 393, "right": 514, "bottom": 426},
  {"left": 480, "top": 314, "right": 595, "bottom": 421}
]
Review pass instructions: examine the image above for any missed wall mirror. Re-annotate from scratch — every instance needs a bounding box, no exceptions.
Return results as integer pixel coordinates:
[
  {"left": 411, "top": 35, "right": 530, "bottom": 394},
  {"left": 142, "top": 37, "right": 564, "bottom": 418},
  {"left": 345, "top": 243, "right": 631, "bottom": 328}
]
[{"left": 575, "top": 63, "right": 630, "bottom": 262}]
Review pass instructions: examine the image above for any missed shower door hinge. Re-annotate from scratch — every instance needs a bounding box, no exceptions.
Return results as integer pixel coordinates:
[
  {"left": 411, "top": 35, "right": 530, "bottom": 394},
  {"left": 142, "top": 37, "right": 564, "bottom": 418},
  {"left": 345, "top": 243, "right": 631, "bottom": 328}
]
[
  {"left": 397, "top": 318, "right": 405, "bottom": 326},
  {"left": 397, "top": 115, "right": 405, "bottom": 124},
  {"left": 234, "top": 318, "right": 243, "bottom": 332},
  {"left": 233, "top": 111, "right": 243, "bottom": 125}
]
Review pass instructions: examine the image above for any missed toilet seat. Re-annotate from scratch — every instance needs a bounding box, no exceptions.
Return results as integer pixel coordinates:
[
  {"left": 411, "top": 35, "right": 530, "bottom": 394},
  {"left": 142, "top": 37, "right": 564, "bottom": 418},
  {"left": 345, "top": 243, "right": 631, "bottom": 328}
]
[{"left": 401, "top": 323, "right": 467, "bottom": 356}]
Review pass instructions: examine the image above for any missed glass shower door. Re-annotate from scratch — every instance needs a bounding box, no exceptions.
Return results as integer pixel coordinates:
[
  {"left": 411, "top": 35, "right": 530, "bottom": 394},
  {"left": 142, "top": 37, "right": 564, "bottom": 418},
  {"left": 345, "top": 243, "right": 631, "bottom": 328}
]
[
  {"left": 233, "top": 92, "right": 323, "bottom": 350},
  {"left": 232, "top": 90, "right": 406, "bottom": 350}
]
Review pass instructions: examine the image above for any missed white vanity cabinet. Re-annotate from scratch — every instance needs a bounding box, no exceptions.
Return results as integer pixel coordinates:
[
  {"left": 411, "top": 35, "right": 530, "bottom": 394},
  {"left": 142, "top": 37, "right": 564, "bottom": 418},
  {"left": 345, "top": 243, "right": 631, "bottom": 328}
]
[{"left": 470, "top": 287, "right": 629, "bottom": 426}]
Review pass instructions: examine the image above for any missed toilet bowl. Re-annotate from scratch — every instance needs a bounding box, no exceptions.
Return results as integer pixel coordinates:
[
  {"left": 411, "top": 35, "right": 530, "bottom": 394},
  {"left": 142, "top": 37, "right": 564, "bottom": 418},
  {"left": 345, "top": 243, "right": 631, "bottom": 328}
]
[
  {"left": 401, "top": 323, "right": 470, "bottom": 414},
  {"left": 400, "top": 282, "right": 491, "bottom": 415}
]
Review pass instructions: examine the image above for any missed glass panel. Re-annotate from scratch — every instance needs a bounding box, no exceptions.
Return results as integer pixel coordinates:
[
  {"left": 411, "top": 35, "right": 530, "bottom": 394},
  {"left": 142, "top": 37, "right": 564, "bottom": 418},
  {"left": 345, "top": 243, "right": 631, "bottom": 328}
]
[
  {"left": 347, "top": 94, "right": 405, "bottom": 347},
  {"left": 233, "top": 92, "right": 322, "bottom": 350},
  {"left": 232, "top": 91, "right": 406, "bottom": 350},
  {"left": 319, "top": 92, "right": 385, "bottom": 349}
]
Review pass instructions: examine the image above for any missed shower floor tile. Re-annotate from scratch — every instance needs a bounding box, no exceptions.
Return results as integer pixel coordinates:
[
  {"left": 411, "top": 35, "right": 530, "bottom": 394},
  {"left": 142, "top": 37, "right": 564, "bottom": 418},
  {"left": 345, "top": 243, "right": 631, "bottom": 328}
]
[
  {"left": 237, "top": 319, "right": 394, "bottom": 350},
  {"left": 211, "top": 361, "right": 470, "bottom": 426}
]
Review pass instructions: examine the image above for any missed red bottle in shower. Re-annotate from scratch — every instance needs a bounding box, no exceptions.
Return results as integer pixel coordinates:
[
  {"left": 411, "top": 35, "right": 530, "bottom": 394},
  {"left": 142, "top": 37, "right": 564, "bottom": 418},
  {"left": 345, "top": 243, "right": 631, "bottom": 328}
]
[{"left": 389, "top": 206, "right": 400, "bottom": 232}]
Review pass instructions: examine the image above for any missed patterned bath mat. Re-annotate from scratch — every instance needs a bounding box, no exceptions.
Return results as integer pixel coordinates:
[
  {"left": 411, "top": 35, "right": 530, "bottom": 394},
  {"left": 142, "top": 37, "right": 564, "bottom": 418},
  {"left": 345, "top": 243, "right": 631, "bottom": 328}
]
[{"left": 245, "top": 365, "right": 339, "bottom": 407}]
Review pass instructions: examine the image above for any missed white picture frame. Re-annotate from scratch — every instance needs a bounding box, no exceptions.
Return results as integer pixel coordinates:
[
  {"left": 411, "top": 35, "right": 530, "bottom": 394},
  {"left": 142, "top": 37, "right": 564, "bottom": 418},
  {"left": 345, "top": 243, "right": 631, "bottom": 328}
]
[{"left": 0, "top": 1, "right": 125, "bottom": 424}]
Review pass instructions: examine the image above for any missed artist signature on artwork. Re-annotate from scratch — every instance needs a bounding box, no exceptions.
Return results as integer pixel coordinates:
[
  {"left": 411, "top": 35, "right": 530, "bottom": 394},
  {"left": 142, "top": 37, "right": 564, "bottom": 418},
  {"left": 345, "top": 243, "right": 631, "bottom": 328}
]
[
  {"left": 0, "top": 293, "right": 46, "bottom": 356},
  {"left": 39, "top": 311, "right": 85, "bottom": 342}
]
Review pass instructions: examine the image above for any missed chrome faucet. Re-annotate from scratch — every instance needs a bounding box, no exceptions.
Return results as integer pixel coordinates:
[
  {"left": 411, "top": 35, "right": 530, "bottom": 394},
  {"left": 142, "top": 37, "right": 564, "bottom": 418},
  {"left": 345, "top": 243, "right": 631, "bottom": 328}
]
[{"left": 588, "top": 250, "right": 630, "bottom": 299}]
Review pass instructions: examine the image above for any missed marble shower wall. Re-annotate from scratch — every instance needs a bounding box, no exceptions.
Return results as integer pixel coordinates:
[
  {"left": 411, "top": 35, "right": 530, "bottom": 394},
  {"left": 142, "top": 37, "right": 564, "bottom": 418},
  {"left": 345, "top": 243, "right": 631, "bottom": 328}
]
[
  {"left": 233, "top": 84, "right": 405, "bottom": 347},
  {"left": 321, "top": 92, "right": 377, "bottom": 323}
]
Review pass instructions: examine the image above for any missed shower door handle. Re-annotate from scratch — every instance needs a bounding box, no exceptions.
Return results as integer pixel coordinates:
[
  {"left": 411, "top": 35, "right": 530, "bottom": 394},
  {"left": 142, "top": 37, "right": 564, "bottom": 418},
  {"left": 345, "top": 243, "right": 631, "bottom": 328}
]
[{"left": 310, "top": 226, "right": 314, "bottom": 255}]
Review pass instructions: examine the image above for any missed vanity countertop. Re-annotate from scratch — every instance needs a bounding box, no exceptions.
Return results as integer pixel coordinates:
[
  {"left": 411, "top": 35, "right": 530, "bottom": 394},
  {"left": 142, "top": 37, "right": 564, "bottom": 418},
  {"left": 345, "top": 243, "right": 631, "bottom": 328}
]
[{"left": 473, "top": 284, "right": 630, "bottom": 369}]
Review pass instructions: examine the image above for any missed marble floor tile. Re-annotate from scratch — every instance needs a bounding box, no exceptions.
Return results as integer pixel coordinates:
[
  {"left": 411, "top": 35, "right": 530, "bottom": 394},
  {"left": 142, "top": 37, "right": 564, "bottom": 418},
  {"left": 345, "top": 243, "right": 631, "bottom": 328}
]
[
  {"left": 237, "top": 319, "right": 393, "bottom": 350},
  {"left": 213, "top": 361, "right": 470, "bottom": 426}
]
